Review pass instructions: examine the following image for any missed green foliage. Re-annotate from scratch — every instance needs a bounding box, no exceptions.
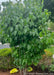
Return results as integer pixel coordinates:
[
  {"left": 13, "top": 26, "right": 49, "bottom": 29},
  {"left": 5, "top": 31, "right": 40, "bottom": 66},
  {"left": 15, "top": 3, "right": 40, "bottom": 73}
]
[
  {"left": 0, "top": 48, "right": 12, "bottom": 57},
  {"left": 0, "top": 48, "right": 14, "bottom": 70},
  {"left": 46, "top": 21, "right": 54, "bottom": 44},
  {"left": 44, "top": 0, "right": 54, "bottom": 21},
  {"left": 46, "top": 46, "right": 54, "bottom": 54},
  {"left": 50, "top": 22, "right": 54, "bottom": 31},
  {"left": 47, "top": 21, "right": 54, "bottom": 31},
  {"left": 41, "top": 64, "right": 46, "bottom": 71},
  {"left": 0, "top": 56, "right": 13, "bottom": 70},
  {"left": 0, "top": 0, "right": 51, "bottom": 69},
  {"left": 49, "top": 64, "right": 54, "bottom": 72},
  {"left": 46, "top": 32, "right": 54, "bottom": 45}
]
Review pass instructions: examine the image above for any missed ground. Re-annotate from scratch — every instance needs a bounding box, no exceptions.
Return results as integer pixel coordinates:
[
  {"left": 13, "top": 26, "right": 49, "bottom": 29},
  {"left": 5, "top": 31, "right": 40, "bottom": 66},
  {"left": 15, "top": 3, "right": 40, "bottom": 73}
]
[
  {"left": 0, "top": 71, "right": 54, "bottom": 75},
  {"left": 0, "top": 71, "right": 20, "bottom": 75}
]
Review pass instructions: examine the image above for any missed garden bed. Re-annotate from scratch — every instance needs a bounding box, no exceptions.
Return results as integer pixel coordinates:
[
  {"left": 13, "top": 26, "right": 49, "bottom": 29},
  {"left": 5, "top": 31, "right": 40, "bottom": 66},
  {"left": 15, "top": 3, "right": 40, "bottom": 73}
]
[
  {"left": 0, "top": 71, "right": 54, "bottom": 75},
  {"left": 0, "top": 65, "right": 54, "bottom": 75}
]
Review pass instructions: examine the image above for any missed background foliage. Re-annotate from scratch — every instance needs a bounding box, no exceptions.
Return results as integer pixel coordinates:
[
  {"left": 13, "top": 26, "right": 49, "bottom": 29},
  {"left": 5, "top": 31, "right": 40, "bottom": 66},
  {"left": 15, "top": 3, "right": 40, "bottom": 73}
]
[{"left": 44, "top": 0, "right": 54, "bottom": 21}]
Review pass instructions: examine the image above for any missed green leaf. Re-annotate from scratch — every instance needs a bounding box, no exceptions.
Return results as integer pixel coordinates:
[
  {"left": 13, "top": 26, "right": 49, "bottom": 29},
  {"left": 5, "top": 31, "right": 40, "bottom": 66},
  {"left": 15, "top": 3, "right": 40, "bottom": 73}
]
[
  {"left": 10, "top": 27, "right": 13, "bottom": 32},
  {"left": 27, "top": 45, "right": 31, "bottom": 50},
  {"left": 14, "top": 31, "right": 17, "bottom": 36}
]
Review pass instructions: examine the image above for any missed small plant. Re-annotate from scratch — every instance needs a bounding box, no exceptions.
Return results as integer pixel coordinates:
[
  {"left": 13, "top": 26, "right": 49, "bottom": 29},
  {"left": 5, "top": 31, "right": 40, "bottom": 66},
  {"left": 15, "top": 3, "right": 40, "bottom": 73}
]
[
  {"left": 0, "top": 48, "right": 12, "bottom": 57},
  {"left": 41, "top": 64, "right": 46, "bottom": 71},
  {"left": 49, "top": 64, "right": 54, "bottom": 72}
]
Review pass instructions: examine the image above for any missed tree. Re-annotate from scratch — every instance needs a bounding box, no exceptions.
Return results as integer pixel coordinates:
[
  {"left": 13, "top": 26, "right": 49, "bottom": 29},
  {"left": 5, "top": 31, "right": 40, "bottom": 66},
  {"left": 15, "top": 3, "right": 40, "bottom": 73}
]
[{"left": 0, "top": 0, "right": 51, "bottom": 69}]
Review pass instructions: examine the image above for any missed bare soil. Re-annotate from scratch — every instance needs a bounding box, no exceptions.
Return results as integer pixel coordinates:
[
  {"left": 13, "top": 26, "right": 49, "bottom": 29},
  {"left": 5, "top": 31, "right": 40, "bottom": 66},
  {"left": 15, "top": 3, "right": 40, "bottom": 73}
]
[
  {"left": 0, "top": 71, "right": 54, "bottom": 75},
  {"left": 0, "top": 71, "right": 21, "bottom": 75}
]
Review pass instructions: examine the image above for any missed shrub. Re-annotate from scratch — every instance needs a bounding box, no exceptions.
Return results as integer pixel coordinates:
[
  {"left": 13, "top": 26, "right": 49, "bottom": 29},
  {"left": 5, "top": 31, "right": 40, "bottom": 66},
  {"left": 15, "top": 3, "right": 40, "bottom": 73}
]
[
  {"left": 0, "top": 48, "right": 12, "bottom": 56},
  {"left": 0, "top": 0, "right": 51, "bottom": 69},
  {"left": 0, "top": 56, "right": 13, "bottom": 70},
  {"left": 0, "top": 48, "right": 14, "bottom": 70}
]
